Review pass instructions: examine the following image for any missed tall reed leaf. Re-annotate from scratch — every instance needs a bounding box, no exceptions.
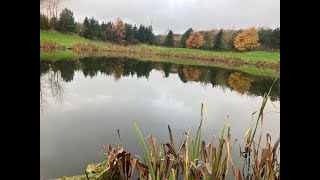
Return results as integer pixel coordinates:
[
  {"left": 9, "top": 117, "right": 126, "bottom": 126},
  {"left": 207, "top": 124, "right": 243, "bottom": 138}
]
[
  {"left": 134, "top": 121, "right": 156, "bottom": 180},
  {"left": 192, "top": 102, "right": 208, "bottom": 162},
  {"left": 248, "top": 77, "right": 278, "bottom": 146}
]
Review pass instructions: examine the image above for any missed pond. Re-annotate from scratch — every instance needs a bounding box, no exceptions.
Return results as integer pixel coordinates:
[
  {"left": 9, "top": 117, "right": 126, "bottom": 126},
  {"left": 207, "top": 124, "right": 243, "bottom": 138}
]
[{"left": 40, "top": 56, "right": 280, "bottom": 179}]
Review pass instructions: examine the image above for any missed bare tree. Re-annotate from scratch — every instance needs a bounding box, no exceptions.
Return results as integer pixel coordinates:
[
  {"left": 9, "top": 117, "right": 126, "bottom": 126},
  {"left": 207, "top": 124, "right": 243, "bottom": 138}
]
[
  {"left": 40, "top": 0, "right": 62, "bottom": 19},
  {"left": 53, "top": 0, "right": 61, "bottom": 18}
]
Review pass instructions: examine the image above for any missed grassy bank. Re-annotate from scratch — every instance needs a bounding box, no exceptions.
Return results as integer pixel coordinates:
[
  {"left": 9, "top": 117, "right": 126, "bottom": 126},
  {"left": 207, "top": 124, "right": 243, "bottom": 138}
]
[
  {"left": 40, "top": 30, "right": 109, "bottom": 50},
  {"left": 40, "top": 50, "right": 83, "bottom": 61},
  {"left": 40, "top": 30, "right": 280, "bottom": 64},
  {"left": 137, "top": 44, "right": 280, "bottom": 64}
]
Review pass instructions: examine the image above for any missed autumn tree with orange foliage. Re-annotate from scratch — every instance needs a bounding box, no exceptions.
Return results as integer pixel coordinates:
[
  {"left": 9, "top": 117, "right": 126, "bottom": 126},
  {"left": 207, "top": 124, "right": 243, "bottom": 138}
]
[
  {"left": 113, "top": 18, "right": 126, "bottom": 43},
  {"left": 186, "top": 32, "right": 205, "bottom": 49},
  {"left": 234, "top": 27, "right": 260, "bottom": 52}
]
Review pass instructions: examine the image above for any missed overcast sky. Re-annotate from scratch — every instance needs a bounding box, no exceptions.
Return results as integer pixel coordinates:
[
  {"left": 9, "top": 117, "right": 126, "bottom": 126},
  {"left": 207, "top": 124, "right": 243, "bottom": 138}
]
[{"left": 47, "top": 0, "right": 280, "bottom": 34}]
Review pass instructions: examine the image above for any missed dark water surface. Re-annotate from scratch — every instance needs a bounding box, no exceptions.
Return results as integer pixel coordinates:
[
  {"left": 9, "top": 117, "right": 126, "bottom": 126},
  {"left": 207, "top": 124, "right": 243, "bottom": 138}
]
[{"left": 40, "top": 57, "right": 279, "bottom": 179}]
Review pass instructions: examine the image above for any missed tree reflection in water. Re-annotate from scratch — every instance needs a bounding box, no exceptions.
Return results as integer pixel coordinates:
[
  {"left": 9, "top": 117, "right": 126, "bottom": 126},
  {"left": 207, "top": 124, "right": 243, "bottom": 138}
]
[
  {"left": 40, "top": 57, "right": 280, "bottom": 110},
  {"left": 228, "top": 72, "right": 254, "bottom": 95},
  {"left": 40, "top": 68, "right": 65, "bottom": 112}
]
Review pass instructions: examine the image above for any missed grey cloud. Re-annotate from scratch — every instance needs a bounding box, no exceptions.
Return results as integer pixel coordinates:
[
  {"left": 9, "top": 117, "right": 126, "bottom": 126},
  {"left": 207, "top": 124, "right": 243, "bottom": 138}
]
[{"left": 55, "top": 0, "right": 279, "bottom": 34}]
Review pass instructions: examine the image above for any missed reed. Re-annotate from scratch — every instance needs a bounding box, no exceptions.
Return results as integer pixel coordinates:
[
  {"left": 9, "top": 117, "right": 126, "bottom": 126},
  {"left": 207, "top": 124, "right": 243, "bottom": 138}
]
[{"left": 245, "top": 77, "right": 278, "bottom": 149}]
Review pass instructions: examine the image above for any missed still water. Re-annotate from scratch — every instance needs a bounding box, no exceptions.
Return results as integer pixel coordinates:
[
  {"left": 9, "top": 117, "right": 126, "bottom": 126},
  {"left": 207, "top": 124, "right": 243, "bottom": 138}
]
[{"left": 40, "top": 57, "right": 280, "bottom": 179}]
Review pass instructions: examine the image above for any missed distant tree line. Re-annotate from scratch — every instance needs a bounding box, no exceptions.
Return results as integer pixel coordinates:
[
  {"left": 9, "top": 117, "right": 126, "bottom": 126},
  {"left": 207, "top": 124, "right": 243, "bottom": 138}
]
[
  {"left": 40, "top": 8, "right": 157, "bottom": 45},
  {"left": 40, "top": 8, "right": 279, "bottom": 51},
  {"left": 258, "top": 27, "right": 280, "bottom": 50}
]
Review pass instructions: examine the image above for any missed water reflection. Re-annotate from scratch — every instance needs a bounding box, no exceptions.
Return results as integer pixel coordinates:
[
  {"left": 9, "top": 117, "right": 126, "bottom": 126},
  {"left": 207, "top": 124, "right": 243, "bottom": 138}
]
[
  {"left": 40, "top": 65, "right": 65, "bottom": 111},
  {"left": 40, "top": 56, "right": 280, "bottom": 179},
  {"left": 40, "top": 57, "right": 280, "bottom": 105},
  {"left": 228, "top": 72, "right": 254, "bottom": 94}
]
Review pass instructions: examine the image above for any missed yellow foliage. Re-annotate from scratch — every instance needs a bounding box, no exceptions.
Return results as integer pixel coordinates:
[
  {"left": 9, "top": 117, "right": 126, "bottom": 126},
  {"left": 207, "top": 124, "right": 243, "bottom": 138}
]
[
  {"left": 113, "top": 18, "right": 125, "bottom": 43},
  {"left": 228, "top": 72, "right": 254, "bottom": 94},
  {"left": 186, "top": 32, "right": 205, "bottom": 49},
  {"left": 182, "top": 66, "right": 202, "bottom": 81},
  {"left": 234, "top": 27, "right": 260, "bottom": 52},
  {"left": 113, "top": 63, "right": 124, "bottom": 80}
]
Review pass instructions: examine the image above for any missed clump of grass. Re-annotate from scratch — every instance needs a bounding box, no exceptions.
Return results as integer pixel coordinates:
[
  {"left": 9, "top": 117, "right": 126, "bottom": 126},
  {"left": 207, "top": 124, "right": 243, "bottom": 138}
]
[
  {"left": 72, "top": 43, "right": 105, "bottom": 52},
  {"left": 240, "top": 77, "right": 279, "bottom": 179},
  {"left": 80, "top": 102, "right": 234, "bottom": 180},
  {"left": 102, "top": 104, "right": 230, "bottom": 179},
  {"left": 251, "top": 134, "right": 280, "bottom": 179},
  {"left": 40, "top": 40, "right": 66, "bottom": 50}
]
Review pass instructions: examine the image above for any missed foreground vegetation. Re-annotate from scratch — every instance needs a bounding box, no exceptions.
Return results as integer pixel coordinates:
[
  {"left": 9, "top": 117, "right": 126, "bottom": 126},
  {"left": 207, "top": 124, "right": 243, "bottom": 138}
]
[{"left": 55, "top": 81, "right": 279, "bottom": 180}]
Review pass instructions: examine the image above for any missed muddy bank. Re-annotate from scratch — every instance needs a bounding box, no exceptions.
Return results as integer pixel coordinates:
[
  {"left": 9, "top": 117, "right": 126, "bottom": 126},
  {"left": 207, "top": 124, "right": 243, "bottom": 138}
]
[{"left": 252, "top": 61, "right": 280, "bottom": 71}]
